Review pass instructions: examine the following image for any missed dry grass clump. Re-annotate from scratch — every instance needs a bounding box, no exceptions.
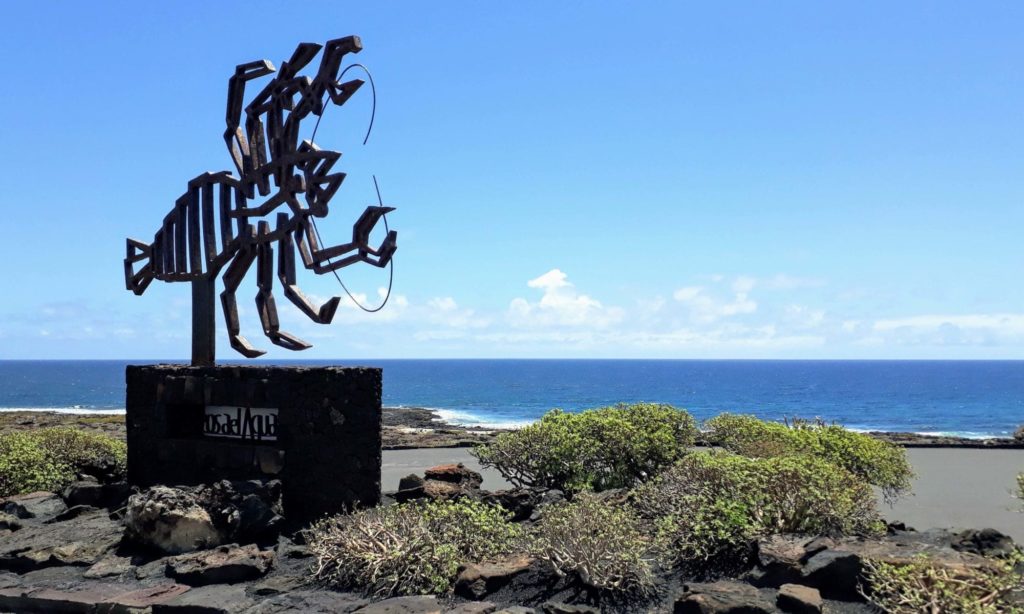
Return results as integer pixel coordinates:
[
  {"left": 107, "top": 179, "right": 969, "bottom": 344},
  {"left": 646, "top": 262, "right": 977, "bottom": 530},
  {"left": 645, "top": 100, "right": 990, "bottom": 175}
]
[
  {"left": 863, "top": 554, "right": 1024, "bottom": 613},
  {"left": 532, "top": 492, "right": 655, "bottom": 595},
  {"left": 307, "top": 499, "right": 524, "bottom": 597}
]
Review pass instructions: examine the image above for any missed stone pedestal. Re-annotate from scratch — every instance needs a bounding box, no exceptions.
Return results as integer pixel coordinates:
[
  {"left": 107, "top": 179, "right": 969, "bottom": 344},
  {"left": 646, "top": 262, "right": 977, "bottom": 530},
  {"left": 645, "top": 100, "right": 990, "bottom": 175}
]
[{"left": 126, "top": 365, "right": 381, "bottom": 526}]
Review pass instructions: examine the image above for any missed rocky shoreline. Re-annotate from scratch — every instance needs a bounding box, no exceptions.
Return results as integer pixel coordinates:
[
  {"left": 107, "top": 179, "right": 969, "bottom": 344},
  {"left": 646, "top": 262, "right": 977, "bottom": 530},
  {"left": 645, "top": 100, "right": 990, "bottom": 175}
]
[
  {"left": 2, "top": 409, "right": 1021, "bottom": 449},
  {"left": 0, "top": 408, "right": 500, "bottom": 450}
]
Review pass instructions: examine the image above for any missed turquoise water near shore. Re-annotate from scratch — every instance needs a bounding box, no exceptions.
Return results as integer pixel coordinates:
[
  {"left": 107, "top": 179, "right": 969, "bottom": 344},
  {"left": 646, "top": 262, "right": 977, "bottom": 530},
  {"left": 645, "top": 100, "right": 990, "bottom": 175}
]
[{"left": 0, "top": 360, "right": 1021, "bottom": 437}]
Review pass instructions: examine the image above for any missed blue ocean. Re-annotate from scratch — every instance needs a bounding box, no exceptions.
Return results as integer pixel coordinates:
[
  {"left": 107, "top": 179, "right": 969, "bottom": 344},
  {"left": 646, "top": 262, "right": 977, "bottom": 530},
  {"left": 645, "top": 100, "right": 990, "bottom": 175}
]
[{"left": 0, "top": 360, "right": 1021, "bottom": 438}]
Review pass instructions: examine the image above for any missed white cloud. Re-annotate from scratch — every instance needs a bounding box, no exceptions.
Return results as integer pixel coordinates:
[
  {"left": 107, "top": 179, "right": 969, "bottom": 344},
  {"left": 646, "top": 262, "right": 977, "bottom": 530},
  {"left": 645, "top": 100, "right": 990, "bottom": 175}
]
[
  {"left": 873, "top": 314, "right": 1024, "bottom": 333},
  {"left": 426, "top": 297, "right": 489, "bottom": 329},
  {"left": 673, "top": 286, "right": 703, "bottom": 302},
  {"left": 10, "top": 268, "right": 1023, "bottom": 359},
  {"left": 672, "top": 279, "right": 757, "bottom": 323},
  {"left": 784, "top": 305, "right": 825, "bottom": 329},
  {"left": 732, "top": 276, "right": 756, "bottom": 294},
  {"left": 760, "top": 274, "right": 825, "bottom": 290},
  {"left": 870, "top": 313, "right": 1024, "bottom": 346},
  {"left": 508, "top": 269, "right": 624, "bottom": 328}
]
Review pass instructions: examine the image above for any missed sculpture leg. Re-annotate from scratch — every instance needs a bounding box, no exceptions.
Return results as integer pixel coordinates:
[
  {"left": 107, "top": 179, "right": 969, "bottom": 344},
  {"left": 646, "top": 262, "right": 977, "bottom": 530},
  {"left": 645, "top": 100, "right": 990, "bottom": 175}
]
[
  {"left": 278, "top": 215, "right": 340, "bottom": 324},
  {"left": 255, "top": 222, "right": 311, "bottom": 351},
  {"left": 220, "top": 239, "right": 264, "bottom": 358}
]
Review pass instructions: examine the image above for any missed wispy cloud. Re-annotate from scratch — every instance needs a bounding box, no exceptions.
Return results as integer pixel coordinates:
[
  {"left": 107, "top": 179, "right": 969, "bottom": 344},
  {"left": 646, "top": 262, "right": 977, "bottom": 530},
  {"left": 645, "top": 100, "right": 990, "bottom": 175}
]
[{"left": 4, "top": 271, "right": 1023, "bottom": 358}]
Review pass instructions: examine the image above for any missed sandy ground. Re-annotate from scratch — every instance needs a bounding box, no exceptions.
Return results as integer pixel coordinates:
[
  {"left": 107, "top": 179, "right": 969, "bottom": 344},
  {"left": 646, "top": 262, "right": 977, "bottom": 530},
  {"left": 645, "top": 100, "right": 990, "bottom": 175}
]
[
  {"left": 383, "top": 447, "right": 1024, "bottom": 542},
  {"left": 887, "top": 448, "right": 1024, "bottom": 542}
]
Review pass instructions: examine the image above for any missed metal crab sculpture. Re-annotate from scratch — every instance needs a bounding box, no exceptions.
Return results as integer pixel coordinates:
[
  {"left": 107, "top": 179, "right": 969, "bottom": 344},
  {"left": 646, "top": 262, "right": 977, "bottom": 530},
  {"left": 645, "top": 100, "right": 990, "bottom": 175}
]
[{"left": 124, "top": 36, "right": 396, "bottom": 364}]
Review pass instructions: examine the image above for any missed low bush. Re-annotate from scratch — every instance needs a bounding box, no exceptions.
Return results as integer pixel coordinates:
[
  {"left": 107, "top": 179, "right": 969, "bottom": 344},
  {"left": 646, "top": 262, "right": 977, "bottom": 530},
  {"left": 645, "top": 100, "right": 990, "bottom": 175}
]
[
  {"left": 533, "top": 492, "right": 655, "bottom": 595},
  {"left": 0, "top": 432, "right": 68, "bottom": 497},
  {"left": 704, "top": 413, "right": 913, "bottom": 502},
  {"left": 307, "top": 499, "right": 524, "bottom": 597},
  {"left": 631, "top": 450, "right": 884, "bottom": 571},
  {"left": 34, "top": 428, "right": 126, "bottom": 479},
  {"left": 863, "top": 553, "right": 1024, "bottom": 613},
  {"left": 1017, "top": 473, "right": 1023, "bottom": 507},
  {"left": 0, "top": 427, "right": 127, "bottom": 497},
  {"left": 471, "top": 403, "right": 697, "bottom": 493}
]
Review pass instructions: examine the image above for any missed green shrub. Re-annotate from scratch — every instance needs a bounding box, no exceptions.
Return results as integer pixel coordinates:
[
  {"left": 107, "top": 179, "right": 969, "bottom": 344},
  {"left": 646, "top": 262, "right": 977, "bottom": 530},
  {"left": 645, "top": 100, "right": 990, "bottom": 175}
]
[
  {"left": 533, "top": 492, "right": 655, "bottom": 595},
  {"left": 0, "top": 432, "right": 69, "bottom": 497},
  {"left": 35, "top": 428, "right": 126, "bottom": 478},
  {"left": 307, "top": 499, "right": 524, "bottom": 597},
  {"left": 631, "top": 450, "right": 884, "bottom": 571},
  {"left": 0, "top": 428, "right": 127, "bottom": 497},
  {"left": 472, "top": 403, "right": 697, "bottom": 493},
  {"left": 704, "top": 414, "right": 913, "bottom": 502},
  {"left": 1017, "top": 473, "right": 1023, "bottom": 507},
  {"left": 863, "top": 553, "right": 1024, "bottom": 613}
]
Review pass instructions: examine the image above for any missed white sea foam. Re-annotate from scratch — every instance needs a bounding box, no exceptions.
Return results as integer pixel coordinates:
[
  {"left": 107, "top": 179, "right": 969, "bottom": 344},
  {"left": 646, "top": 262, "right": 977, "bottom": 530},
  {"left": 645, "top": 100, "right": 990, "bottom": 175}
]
[
  {"left": 848, "top": 426, "right": 1004, "bottom": 440},
  {"left": 0, "top": 407, "right": 125, "bottom": 415},
  {"left": 431, "top": 408, "right": 532, "bottom": 430},
  {"left": 913, "top": 430, "right": 1004, "bottom": 440}
]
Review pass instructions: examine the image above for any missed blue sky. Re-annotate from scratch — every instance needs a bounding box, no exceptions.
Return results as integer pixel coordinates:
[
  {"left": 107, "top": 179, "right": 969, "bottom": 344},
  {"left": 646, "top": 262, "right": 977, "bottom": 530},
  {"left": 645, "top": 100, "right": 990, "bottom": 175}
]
[{"left": 1, "top": 1, "right": 1021, "bottom": 359}]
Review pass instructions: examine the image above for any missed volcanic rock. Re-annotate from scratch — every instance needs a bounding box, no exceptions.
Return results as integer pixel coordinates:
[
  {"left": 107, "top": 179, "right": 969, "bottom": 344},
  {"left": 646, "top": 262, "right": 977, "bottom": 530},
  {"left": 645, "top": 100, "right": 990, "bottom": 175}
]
[
  {"left": 455, "top": 555, "right": 534, "bottom": 599},
  {"left": 541, "top": 603, "right": 599, "bottom": 613},
  {"left": 125, "top": 486, "right": 223, "bottom": 554},
  {"left": 152, "top": 583, "right": 255, "bottom": 613},
  {"left": 424, "top": 463, "right": 483, "bottom": 488},
  {"left": 166, "top": 543, "right": 274, "bottom": 586},
  {"left": 675, "top": 580, "right": 777, "bottom": 613},
  {"left": 356, "top": 594, "right": 443, "bottom": 613},
  {"left": 248, "top": 589, "right": 369, "bottom": 613},
  {"left": 1, "top": 491, "right": 66, "bottom": 519},
  {"left": 951, "top": 528, "right": 1016, "bottom": 558},
  {"left": 0, "top": 512, "right": 22, "bottom": 532},
  {"left": 0, "top": 508, "right": 122, "bottom": 572},
  {"left": 61, "top": 480, "right": 105, "bottom": 508},
  {"left": 776, "top": 584, "right": 822, "bottom": 614}
]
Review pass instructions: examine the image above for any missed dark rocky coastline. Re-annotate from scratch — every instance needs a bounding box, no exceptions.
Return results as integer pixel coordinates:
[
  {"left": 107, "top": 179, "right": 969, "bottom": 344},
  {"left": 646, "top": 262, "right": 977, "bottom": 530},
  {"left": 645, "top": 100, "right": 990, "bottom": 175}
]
[
  {"left": 0, "top": 408, "right": 500, "bottom": 450},
  {"left": 2, "top": 409, "right": 1021, "bottom": 449}
]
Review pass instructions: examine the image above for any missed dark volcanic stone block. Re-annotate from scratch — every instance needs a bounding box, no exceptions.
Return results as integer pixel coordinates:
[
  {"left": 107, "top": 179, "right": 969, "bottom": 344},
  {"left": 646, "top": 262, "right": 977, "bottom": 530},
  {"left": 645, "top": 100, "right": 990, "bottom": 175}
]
[{"left": 126, "top": 365, "right": 382, "bottom": 526}]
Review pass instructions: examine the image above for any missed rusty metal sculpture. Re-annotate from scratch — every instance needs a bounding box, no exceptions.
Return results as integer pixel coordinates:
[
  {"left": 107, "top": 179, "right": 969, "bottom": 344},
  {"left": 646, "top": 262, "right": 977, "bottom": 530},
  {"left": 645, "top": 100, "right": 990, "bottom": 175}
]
[{"left": 124, "top": 36, "right": 396, "bottom": 365}]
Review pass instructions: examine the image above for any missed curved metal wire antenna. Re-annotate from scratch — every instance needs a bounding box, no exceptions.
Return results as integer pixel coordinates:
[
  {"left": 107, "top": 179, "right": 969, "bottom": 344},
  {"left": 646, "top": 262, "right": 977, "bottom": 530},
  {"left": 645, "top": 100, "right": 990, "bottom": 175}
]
[{"left": 308, "top": 63, "right": 393, "bottom": 313}]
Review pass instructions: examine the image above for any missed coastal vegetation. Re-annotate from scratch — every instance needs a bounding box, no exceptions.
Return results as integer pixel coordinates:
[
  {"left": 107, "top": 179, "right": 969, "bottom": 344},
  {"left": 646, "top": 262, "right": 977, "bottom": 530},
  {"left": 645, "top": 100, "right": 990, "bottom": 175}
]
[
  {"left": 632, "top": 450, "right": 884, "bottom": 572},
  {"left": 0, "top": 427, "right": 126, "bottom": 497},
  {"left": 470, "top": 403, "right": 697, "bottom": 493},
  {"left": 1, "top": 406, "right": 1020, "bottom": 611},
  {"left": 308, "top": 405, "right": 928, "bottom": 600},
  {"left": 705, "top": 413, "right": 914, "bottom": 502}
]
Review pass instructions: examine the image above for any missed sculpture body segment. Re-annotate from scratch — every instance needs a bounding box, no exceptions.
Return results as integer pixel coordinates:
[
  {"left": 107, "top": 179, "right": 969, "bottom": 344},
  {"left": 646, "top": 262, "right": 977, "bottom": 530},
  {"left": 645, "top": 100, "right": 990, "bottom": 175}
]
[{"left": 124, "top": 37, "right": 397, "bottom": 364}]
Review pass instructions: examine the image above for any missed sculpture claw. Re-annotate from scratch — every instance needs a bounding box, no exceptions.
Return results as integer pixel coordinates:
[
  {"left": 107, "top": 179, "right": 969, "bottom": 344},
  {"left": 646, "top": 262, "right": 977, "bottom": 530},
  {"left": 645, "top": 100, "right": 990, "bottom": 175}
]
[
  {"left": 268, "top": 331, "right": 312, "bottom": 351},
  {"left": 230, "top": 335, "right": 266, "bottom": 358},
  {"left": 318, "top": 296, "right": 341, "bottom": 323}
]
